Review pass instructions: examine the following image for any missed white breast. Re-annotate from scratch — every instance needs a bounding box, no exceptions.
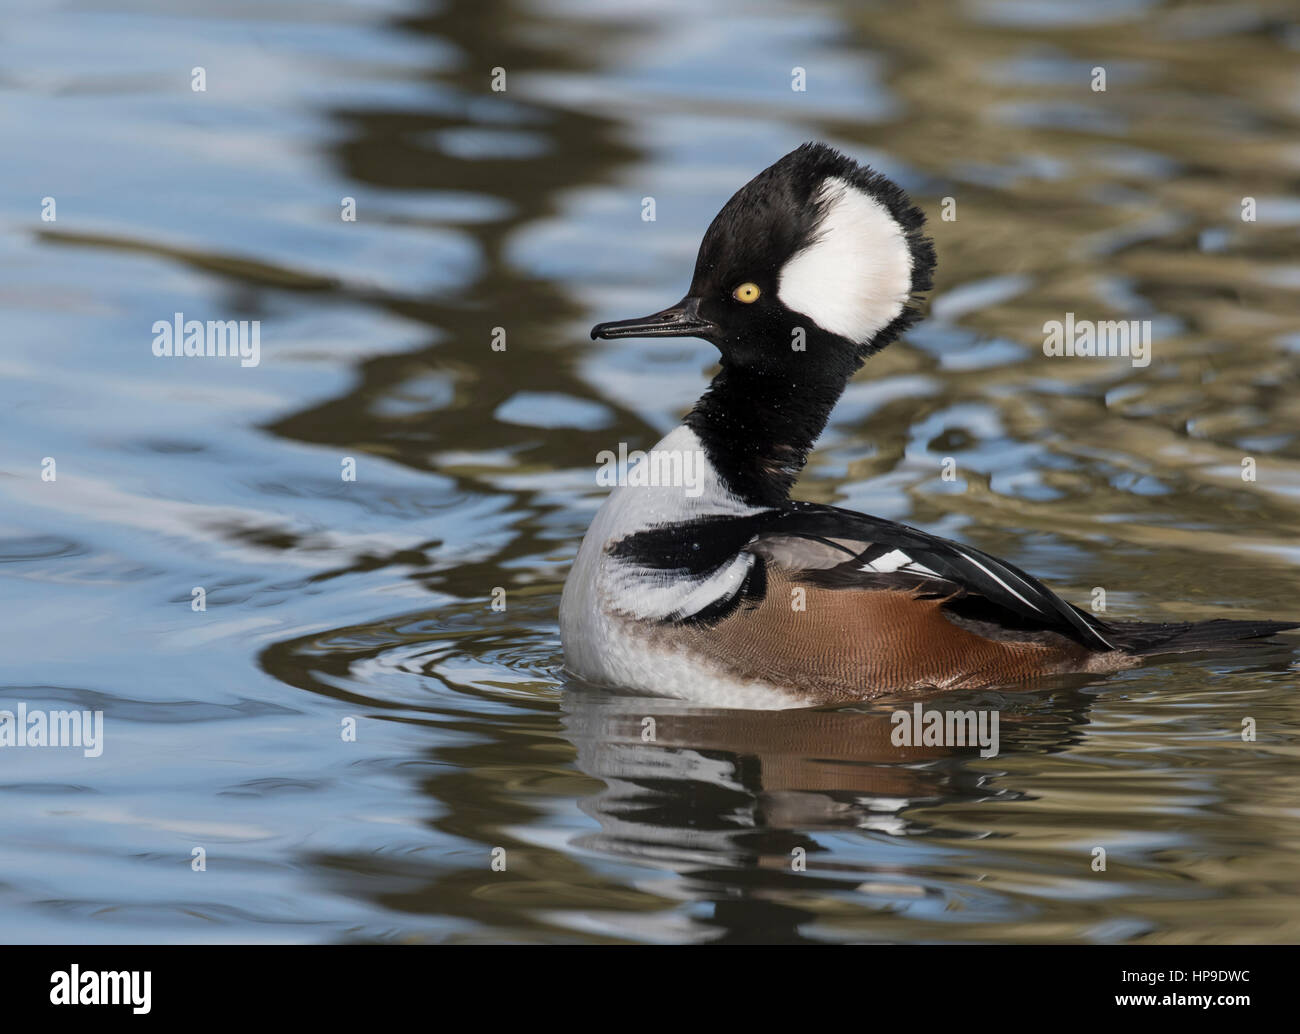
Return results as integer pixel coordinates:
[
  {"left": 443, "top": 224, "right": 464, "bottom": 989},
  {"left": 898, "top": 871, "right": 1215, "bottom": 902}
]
[{"left": 559, "top": 426, "right": 803, "bottom": 709}]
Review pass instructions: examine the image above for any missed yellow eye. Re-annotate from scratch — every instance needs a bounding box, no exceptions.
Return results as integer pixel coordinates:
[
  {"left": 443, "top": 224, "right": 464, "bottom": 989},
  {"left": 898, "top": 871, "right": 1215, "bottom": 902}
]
[{"left": 732, "top": 282, "right": 761, "bottom": 304}]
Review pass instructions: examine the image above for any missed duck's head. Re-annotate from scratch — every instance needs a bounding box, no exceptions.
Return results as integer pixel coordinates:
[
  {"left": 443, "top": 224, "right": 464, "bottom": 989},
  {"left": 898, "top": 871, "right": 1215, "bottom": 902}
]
[{"left": 590, "top": 142, "right": 935, "bottom": 378}]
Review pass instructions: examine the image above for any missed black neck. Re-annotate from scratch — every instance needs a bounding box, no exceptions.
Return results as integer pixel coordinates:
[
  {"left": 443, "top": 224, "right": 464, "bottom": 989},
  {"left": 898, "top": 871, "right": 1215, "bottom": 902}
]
[{"left": 684, "top": 360, "right": 851, "bottom": 507}]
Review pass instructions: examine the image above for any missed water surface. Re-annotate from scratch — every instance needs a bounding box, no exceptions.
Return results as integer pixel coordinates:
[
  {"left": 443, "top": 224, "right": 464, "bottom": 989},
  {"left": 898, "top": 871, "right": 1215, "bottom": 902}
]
[{"left": 2, "top": 0, "right": 1300, "bottom": 943}]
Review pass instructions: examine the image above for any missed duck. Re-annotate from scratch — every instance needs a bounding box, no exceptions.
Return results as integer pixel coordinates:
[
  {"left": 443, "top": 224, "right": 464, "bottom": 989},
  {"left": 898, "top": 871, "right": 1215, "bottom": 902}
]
[{"left": 559, "top": 142, "right": 1295, "bottom": 710}]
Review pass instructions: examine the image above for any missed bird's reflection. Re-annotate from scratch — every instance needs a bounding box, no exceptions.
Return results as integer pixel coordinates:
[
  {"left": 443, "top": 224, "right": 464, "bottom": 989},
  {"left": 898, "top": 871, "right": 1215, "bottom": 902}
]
[{"left": 558, "top": 680, "right": 1097, "bottom": 941}]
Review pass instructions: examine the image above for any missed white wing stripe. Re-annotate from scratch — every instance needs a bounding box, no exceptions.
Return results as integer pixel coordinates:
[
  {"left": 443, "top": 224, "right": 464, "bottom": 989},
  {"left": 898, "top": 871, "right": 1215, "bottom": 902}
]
[
  {"left": 860, "top": 548, "right": 940, "bottom": 577},
  {"left": 953, "top": 549, "right": 1043, "bottom": 612},
  {"left": 862, "top": 548, "right": 910, "bottom": 572}
]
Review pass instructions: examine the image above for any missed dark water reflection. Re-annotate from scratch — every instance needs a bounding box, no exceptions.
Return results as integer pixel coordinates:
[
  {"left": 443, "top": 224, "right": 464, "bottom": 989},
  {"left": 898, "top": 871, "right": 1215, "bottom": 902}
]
[{"left": 3, "top": 0, "right": 1300, "bottom": 942}]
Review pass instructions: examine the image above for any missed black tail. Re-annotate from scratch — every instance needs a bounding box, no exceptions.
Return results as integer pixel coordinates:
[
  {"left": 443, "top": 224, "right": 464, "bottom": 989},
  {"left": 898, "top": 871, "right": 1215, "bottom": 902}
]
[{"left": 1102, "top": 617, "right": 1299, "bottom": 656}]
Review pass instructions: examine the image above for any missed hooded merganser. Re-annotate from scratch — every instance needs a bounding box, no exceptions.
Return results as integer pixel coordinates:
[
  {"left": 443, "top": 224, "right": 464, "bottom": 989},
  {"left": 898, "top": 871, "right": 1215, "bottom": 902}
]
[{"left": 560, "top": 142, "right": 1295, "bottom": 709}]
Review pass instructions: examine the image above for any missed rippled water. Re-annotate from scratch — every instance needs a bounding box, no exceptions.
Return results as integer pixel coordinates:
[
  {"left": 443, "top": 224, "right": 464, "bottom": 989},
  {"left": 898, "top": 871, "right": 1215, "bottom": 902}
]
[{"left": 3, "top": 0, "right": 1300, "bottom": 943}]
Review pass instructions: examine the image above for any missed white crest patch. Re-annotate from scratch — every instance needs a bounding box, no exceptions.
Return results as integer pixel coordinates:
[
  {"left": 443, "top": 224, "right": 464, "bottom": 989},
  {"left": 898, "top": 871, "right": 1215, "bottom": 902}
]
[{"left": 776, "top": 176, "right": 914, "bottom": 343}]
